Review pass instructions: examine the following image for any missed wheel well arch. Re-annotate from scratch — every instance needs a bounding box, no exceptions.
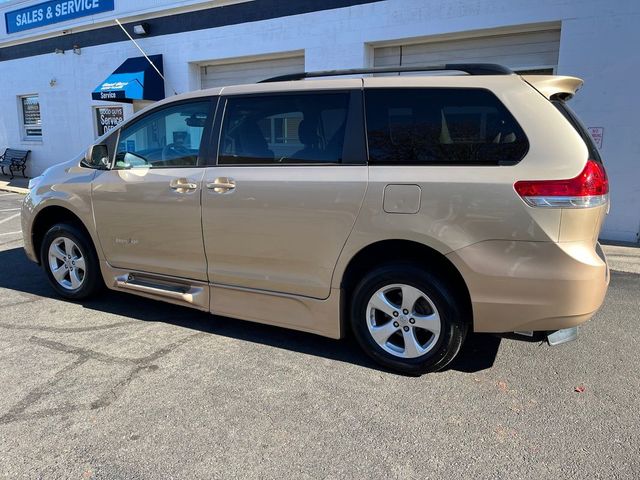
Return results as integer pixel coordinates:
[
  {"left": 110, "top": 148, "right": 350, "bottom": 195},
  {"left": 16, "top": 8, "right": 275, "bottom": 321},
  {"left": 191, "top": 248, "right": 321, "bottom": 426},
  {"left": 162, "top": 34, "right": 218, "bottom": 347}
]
[
  {"left": 31, "top": 206, "right": 95, "bottom": 264},
  {"left": 339, "top": 239, "right": 473, "bottom": 336}
]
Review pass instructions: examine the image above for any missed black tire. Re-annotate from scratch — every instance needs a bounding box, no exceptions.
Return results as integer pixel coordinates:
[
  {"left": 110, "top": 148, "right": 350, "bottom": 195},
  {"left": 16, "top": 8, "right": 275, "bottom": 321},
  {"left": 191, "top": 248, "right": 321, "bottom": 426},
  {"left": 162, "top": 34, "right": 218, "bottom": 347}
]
[
  {"left": 350, "top": 263, "right": 468, "bottom": 375},
  {"left": 40, "top": 222, "right": 103, "bottom": 300}
]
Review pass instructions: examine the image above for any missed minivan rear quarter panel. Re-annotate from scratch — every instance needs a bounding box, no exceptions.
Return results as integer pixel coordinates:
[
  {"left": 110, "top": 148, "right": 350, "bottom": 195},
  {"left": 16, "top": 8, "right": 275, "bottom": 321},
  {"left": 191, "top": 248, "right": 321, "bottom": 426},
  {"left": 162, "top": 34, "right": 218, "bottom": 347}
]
[
  {"left": 332, "top": 76, "right": 602, "bottom": 333},
  {"left": 334, "top": 76, "right": 586, "bottom": 278}
]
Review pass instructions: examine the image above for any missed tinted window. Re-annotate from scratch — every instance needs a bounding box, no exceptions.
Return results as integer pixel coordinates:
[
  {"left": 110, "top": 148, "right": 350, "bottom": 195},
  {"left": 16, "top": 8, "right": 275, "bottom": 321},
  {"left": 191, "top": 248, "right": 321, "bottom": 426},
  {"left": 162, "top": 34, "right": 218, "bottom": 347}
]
[
  {"left": 365, "top": 88, "right": 528, "bottom": 165},
  {"left": 115, "top": 101, "right": 212, "bottom": 169},
  {"left": 219, "top": 93, "right": 349, "bottom": 165},
  {"left": 552, "top": 100, "right": 602, "bottom": 163}
]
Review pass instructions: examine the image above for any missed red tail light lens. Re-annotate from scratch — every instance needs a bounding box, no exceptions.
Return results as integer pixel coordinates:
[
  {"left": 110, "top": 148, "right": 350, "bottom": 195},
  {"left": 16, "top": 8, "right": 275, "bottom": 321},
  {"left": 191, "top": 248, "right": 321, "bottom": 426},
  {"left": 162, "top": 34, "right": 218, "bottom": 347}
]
[{"left": 514, "top": 160, "right": 609, "bottom": 208}]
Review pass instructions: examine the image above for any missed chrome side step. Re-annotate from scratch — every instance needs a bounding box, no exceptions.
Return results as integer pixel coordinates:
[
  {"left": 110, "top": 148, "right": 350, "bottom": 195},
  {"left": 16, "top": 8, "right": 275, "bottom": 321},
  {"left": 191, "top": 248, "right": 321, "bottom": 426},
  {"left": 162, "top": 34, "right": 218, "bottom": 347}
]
[{"left": 109, "top": 270, "right": 209, "bottom": 311}]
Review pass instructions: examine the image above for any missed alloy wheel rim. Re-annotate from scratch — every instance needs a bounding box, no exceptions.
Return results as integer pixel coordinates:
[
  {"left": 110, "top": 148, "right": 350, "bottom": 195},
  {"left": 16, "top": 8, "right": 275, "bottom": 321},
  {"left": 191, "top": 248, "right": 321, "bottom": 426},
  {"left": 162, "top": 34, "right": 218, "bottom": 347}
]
[
  {"left": 366, "top": 283, "right": 441, "bottom": 359},
  {"left": 48, "top": 237, "right": 86, "bottom": 291}
]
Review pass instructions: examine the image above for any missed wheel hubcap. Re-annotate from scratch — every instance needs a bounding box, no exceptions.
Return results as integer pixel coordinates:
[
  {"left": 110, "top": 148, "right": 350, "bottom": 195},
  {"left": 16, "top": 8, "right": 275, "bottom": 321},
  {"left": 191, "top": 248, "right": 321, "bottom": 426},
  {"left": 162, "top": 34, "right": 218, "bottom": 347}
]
[
  {"left": 366, "top": 283, "right": 441, "bottom": 359},
  {"left": 48, "top": 237, "right": 86, "bottom": 291}
]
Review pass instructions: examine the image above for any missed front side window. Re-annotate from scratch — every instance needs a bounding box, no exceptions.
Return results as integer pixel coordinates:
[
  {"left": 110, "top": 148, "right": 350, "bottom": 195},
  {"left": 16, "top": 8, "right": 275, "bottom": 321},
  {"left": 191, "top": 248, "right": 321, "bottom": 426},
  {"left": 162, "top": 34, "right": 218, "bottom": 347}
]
[
  {"left": 20, "top": 95, "right": 42, "bottom": 139},
  {"left": 219, "top": 93, "right": 350, "bottom": 165},
  {"left": 365, "top": 88, "right": 528, "bottom": 165},
  {"left": 115, "top": 101, "right": 212, "bottom": 169}
]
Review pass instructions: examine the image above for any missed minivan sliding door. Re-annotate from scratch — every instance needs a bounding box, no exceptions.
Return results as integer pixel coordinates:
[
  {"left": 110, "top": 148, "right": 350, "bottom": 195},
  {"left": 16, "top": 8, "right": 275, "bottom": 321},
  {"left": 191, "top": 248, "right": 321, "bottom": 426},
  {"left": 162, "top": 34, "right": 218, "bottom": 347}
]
[{"left": 202, "top": 86, "right": 367, "bottom": 299}]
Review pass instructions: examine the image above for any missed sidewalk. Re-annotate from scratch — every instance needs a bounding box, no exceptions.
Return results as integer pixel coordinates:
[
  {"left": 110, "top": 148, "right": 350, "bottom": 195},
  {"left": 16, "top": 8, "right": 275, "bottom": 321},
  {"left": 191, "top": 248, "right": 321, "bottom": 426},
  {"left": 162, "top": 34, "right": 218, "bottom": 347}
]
[
  {"left": 0, "top": 175, "right": 29, "bottom": 194},
  {"left": 1, "top": 174, "right": 638, "bottom": 273},
  {"left": 602, "top": 243, "right": 640, "bottom": 275}
]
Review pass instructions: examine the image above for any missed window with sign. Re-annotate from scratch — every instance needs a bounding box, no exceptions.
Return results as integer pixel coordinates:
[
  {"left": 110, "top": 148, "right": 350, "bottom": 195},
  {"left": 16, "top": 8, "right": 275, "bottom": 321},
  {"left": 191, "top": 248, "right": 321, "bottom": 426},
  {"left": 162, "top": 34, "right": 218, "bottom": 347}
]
[
  {"left": 20, "top": 95, "right": 42, "bottom": 139},
  {"left": 95, "top": 106, "right": 124, "bottom": 137}
]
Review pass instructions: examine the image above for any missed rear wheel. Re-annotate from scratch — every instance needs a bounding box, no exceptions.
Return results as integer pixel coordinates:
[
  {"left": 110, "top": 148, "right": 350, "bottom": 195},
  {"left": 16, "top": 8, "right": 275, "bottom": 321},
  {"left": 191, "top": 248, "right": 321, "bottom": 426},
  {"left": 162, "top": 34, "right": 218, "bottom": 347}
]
[
  {"left": 350, "top": 263, "right": 468, "bottom": 375},
  {"left": 40, "top": 223, "right": 102, "bottom": 300}
]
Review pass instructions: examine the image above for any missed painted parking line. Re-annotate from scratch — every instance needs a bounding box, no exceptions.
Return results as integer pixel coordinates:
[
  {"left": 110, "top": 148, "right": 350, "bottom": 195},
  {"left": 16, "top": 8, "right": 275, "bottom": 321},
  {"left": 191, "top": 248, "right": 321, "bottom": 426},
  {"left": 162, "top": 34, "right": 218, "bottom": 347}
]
[
  {"left": 0, "top": 208, "right": 21, "bottom": 212},
  {"left": 0, "top": 213, "right": 20, "bottom": 225}
]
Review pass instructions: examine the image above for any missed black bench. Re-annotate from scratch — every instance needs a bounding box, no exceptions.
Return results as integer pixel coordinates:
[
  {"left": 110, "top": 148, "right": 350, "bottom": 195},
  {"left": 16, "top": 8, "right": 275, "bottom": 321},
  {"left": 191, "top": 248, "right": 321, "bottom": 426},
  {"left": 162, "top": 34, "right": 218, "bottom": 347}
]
[{"left": 0, "top": 148, "right": 30, "bottom": 179}]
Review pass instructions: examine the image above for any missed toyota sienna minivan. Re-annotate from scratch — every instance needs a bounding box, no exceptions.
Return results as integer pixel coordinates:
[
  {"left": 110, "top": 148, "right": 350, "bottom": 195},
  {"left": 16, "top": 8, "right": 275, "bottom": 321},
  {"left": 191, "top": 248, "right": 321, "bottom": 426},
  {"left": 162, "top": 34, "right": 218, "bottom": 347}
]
[{"left": 22, "top": 64, "right": 610, "bottom": 375}]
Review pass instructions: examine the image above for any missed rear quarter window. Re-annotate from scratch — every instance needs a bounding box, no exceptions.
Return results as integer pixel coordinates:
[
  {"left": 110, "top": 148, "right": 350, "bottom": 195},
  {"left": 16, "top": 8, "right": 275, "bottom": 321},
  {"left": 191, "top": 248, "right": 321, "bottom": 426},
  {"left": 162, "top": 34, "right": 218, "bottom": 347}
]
[
  {"left": 551, "top": 100, "right": 602, "bottom": 163},
  {"left": 365, "top": 88, "right": 529, "bottom": 166}
]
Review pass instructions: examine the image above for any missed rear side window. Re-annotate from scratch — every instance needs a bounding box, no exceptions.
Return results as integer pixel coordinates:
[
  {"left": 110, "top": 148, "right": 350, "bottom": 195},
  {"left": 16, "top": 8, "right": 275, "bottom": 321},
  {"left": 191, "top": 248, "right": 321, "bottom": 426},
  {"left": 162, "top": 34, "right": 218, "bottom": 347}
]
[
  {"left": 552, "top": 100, "right": 602, "bottom": 163},
  {"left": 365, "top": 88, "right": 528, "bottom": 165},
  {"left": 219, "top": 93, "right": 349, "bottom": 165}
]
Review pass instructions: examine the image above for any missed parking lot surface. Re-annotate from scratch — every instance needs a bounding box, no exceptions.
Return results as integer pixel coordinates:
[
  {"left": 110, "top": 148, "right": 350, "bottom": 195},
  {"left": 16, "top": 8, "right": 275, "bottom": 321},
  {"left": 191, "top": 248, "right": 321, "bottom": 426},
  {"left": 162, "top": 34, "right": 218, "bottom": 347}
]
[{"left": 0, "top": 191, "right": 638, "bottom": 479}]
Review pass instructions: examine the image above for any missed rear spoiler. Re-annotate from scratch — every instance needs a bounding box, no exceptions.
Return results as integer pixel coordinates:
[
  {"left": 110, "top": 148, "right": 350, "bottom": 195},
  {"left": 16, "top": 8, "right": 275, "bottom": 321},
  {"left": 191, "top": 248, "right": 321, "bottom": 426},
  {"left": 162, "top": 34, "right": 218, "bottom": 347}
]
[{"left": 521, "top": 75, "right": 584, "bottom": 101}]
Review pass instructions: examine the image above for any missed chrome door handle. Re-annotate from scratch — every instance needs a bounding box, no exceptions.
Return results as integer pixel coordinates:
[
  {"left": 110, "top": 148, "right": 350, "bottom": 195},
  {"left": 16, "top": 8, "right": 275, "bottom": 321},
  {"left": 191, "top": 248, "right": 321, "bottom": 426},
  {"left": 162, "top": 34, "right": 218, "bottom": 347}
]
[
  {"left": 169, "top": 178, "right": 198, "bottom": 193},
  {"left": 206, "top": 177, "right": 236, "bottom": 194}
]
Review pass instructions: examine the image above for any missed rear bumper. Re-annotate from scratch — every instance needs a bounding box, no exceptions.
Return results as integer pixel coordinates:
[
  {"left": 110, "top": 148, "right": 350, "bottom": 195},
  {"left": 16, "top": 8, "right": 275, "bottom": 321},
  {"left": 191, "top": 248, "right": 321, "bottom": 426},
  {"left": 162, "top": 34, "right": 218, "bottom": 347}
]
[{"left": 447, "top": 240, "right": 609, "bottom": 333}]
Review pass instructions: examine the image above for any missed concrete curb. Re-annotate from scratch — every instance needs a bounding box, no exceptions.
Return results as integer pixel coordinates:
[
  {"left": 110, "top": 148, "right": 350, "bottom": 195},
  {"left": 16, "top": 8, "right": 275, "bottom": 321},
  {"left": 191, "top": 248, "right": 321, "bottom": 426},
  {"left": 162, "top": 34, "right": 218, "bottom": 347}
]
[
  {"left": 0, "top": 178, "right": 29, "bottom": 195},
  {"left": 0, "top": 185, "right": 28, "bottom": 195},
  {"left": 602, "top": 244, "right": 640, "bottom": 275}
]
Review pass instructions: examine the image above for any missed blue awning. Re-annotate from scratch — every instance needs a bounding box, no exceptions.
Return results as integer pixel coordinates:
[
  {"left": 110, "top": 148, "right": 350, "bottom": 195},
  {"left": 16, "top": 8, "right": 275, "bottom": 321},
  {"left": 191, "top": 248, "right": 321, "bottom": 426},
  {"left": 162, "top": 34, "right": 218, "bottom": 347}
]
[{"left": 92, "top": 55, "right": 165, "bottom": 103}]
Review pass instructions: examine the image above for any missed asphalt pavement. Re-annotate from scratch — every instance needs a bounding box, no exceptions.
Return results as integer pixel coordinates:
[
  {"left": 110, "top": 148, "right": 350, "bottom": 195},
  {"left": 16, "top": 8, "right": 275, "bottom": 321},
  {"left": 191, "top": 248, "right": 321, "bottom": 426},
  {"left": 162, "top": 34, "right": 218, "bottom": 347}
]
[{"left": 0, "top": 191, "right": 638, "bottom": 479}]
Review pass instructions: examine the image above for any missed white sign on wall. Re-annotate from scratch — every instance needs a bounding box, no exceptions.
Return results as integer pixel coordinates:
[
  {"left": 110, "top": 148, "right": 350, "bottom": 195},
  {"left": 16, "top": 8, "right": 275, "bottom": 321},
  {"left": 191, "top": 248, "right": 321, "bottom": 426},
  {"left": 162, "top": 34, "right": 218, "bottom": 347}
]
[{"left": 587, "top": 127, "right": 604, "bottom": 149}]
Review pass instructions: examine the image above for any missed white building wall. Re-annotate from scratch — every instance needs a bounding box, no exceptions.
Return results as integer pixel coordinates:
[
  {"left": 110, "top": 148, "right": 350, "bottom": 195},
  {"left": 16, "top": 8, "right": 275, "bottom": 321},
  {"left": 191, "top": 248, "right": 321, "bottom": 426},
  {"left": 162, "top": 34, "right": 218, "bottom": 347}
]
[{"left": 0, "top": 0, "right": 639, "bottom": 241}]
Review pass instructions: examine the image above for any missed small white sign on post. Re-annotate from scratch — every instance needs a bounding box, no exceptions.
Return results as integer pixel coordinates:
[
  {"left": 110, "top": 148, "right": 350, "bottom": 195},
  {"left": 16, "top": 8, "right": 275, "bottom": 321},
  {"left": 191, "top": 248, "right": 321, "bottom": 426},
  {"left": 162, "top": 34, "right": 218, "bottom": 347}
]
[{"left": 587, "top": 127, "right": 604, "bottom": 149}]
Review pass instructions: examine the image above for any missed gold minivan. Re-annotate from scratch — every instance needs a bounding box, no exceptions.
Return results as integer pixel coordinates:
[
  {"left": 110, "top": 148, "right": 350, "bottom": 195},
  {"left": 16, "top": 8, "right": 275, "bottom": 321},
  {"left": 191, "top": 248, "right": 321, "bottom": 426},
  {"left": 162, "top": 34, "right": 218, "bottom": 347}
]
[{"left": 22, "top": 64, "right": 610, "bottom": 374}]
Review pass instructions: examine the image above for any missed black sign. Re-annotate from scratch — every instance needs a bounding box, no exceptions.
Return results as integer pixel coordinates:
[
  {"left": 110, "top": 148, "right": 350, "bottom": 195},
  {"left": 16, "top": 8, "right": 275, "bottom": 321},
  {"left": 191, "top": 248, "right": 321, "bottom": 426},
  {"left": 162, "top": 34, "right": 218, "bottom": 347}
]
[
  {"left": 22, "top": 96, "right": 41, "bottom": 125},
  {"left": 92, "top": 90, "right": 129, "bottom": 101},
  {"left": 95, "top": 106, "right": 123, "bottom": 136}
]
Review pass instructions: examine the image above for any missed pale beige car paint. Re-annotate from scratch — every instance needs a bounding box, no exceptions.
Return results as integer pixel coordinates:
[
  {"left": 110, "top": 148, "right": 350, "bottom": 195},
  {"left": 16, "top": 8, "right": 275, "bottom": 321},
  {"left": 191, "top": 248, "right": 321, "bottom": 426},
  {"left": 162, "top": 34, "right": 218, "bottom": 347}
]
[
  {"left": 202, "top": 165, "right": 367, "bottom": 299},
  {"left": 447, "top": 239, "right": 608, "bottom": 332},
  {"left": 521, "top": 75, "right": 583, "bottom": 100},
  {"left": 92, "top": 167, "right": 208, "bottom": 281},
  {"left": 22, "top": 74, "right": 609, "bottom": 340},
  {"left": 22, "top": 159, "right": 100, "bottom": 263}
]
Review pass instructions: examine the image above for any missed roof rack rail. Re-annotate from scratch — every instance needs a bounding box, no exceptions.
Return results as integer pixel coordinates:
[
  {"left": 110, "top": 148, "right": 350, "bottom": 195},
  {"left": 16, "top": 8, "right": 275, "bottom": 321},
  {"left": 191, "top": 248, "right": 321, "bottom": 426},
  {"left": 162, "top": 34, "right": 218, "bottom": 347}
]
[{"left": 260, "top": 63, "right": 513, "bottom": 83}]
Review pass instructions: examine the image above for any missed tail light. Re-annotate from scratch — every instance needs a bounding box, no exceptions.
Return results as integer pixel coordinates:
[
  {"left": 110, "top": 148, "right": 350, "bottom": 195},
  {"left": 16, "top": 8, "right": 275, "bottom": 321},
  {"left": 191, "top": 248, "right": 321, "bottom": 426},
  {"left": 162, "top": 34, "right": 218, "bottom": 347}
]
[{"left": 514, "top": 159, "right": 609, "bottom": 208}]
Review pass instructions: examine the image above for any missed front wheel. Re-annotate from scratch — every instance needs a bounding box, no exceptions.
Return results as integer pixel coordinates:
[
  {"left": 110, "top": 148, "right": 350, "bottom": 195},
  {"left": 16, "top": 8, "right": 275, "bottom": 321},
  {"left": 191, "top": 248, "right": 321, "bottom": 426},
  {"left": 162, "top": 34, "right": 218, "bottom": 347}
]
[
  {"left": 40, "top": 223, "right": 102, "bottom": 300},
  {"left": 350, "top": 263, "right": 468, "bottom": 375}
]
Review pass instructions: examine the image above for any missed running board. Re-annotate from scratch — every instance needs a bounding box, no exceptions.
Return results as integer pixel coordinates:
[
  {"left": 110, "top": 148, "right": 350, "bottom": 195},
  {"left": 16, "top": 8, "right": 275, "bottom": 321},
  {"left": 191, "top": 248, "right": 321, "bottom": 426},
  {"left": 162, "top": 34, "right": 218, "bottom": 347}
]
[{"left": 101, "top": 262, "right": 209, "bottom": 311}]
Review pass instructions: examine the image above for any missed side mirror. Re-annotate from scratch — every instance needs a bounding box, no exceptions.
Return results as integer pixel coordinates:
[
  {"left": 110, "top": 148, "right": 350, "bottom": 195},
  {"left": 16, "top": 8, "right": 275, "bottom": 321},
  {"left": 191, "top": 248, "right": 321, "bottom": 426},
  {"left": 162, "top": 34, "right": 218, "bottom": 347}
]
[{"left": 86, "top": 144, "right": 110, "bottom": 169}]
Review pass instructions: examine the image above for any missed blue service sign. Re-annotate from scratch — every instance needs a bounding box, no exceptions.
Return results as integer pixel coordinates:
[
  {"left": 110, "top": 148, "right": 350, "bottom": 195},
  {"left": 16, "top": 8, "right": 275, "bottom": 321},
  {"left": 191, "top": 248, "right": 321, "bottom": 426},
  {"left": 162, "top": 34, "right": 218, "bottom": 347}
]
[
  {"left": 5, "top": 0, "right": 115, "bottom": 34},
  {"left": 92, "top": 72, "right": 145, "bottom": 101}
]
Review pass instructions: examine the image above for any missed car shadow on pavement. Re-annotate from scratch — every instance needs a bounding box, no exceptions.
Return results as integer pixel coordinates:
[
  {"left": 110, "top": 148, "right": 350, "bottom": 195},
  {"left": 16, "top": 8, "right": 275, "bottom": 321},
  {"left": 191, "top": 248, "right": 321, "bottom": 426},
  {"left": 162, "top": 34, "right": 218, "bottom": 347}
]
[{"left": 0, "top": 246, "right": 501, "bottom": 375}]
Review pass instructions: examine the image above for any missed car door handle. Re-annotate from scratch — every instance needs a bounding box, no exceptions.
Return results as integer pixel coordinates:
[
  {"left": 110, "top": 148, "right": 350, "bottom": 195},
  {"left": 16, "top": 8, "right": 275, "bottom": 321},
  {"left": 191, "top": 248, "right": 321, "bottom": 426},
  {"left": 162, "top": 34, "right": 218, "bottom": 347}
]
[
  {"left": 206, "top": 177, "right": 236, "bottom": 194},
  {"left": 169, "top": 178, "right": 198, "bottom": 193}
]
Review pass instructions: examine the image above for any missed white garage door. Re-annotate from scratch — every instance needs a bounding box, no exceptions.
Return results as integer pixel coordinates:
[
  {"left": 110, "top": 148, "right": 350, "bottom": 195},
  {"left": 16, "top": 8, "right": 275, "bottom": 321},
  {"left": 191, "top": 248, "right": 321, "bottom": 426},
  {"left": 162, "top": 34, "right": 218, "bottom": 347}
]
[
  {"left": 200, "top": 55, "right": 305, "bottom": 89},
  {"left": 374, "top": 29, "right": 560, "bottom": 74}
]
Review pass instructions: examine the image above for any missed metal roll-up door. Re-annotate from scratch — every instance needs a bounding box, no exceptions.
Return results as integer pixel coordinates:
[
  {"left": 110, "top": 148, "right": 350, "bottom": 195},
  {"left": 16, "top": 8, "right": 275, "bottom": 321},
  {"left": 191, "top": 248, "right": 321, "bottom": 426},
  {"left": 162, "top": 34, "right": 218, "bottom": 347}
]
[
  {"left": 200, "top": 55, "right": 305, "bottom": 89},
  {"left": 374, "top": 29, "right": 560, "bottom": 74}
]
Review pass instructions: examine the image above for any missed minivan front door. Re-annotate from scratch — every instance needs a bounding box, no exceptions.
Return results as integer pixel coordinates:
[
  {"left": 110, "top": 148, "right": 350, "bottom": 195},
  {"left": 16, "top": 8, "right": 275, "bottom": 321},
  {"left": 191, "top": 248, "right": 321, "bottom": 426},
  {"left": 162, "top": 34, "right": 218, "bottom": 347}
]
[
  {"left": 202, "top": 88, "right": 367, "bottom": 299},
  {"left": 92, "top": 99, "right": 215, "bottom": 281}
]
